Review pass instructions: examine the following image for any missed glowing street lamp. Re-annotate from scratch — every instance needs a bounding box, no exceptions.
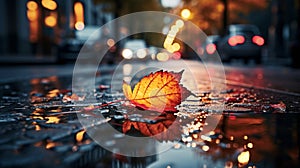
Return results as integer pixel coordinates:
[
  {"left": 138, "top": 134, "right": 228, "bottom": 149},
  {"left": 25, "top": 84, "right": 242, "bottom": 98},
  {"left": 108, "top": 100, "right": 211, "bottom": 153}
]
[
  {"left": 74, "top": 2, "right": 85, "bottom": 30},
  {"left": 181, "top": 8, "right": 191, "bottom": 20}
]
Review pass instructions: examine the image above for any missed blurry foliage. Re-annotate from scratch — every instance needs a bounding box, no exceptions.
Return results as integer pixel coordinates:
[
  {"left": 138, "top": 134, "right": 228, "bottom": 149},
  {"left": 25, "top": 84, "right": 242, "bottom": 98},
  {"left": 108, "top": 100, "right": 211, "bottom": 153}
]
[
  {"left": 92, "top": 0, "right": 269, "bottom": 41},
  {"left": 180, "top": 0, "right": 269, "bottom": 34},
  {"left": 93, "top": 0, "right": 162, "bottom": 16},
  {"left": 120, "top": 0, "right": 162, "bottom": 15}
]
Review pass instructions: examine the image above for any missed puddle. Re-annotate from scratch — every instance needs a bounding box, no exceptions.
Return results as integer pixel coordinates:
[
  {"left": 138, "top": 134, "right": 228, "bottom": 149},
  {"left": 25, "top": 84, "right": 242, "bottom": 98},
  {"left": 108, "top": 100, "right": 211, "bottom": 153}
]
[{"left": 0, "top": 71, "right": 299, "bottom": 167}]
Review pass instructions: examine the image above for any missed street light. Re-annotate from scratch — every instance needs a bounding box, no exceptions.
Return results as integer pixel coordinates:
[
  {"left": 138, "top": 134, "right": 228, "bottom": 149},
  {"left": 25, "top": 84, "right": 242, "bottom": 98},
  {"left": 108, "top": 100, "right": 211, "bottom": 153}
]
[
  {"left": 181, "top": 8, "right": 191, "bottom": 20},
  {"left": 74, "top": 2, "right": 85, "bottom": 30}
]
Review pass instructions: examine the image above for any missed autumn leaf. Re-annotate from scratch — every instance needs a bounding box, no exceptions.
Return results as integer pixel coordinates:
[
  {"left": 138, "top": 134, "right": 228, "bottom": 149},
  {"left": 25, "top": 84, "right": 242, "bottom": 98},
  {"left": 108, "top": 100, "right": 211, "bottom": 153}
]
[{"left": 123, "top": 70, "right": 191, "bottom": 112}]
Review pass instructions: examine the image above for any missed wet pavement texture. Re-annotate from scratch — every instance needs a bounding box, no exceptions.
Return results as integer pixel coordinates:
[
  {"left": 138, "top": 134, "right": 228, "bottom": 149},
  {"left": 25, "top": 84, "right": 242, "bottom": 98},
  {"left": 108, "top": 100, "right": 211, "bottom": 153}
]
[{"left": 0, "top": 62, "right": 299, "bottom": 168}]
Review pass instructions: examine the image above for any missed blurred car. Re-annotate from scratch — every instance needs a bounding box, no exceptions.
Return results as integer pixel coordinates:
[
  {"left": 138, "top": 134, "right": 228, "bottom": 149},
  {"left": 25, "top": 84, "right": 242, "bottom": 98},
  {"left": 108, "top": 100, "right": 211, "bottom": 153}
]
[
  {"left": 218, "top": 24, "right": 265, "bottom": 64},
  {"left": 203, "top": 35, "right": 221, "bottom": 57},
  {"left": 57, "top": 26, "right": 100, "bottom": 63},
  {"left": 121, "top": 39, "right": 149, "bottom": 61}
]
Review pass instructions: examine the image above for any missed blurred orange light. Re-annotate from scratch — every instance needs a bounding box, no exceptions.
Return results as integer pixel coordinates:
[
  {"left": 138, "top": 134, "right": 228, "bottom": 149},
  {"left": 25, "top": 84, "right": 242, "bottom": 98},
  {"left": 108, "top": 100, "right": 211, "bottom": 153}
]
[
  {"left": 27, "top": 1, "right": 38, "bottom": 11},
  {"left": 27, "top": 10, "right": 38, "bottom": 21},
  {"left": 75, "top": 22, "right": 85, "bottom": 30},
  {"left": 45, "top": 16, "right": 57, "bottom": 27},
  {"left": 217, "top": 3, "right": 224, "bottom": 12},
  {"left": 74, "top": 2, "right": 84, "bottom": 22},
  {"left": 42, "top": 0, "right": 57, "bottom": 10},
  {"left": 76, "top": 130, "right": 85, "bottom": 142},
  {"left": 46, "top": 116, "right": 60, "bottom": 123},
  {"left": 46, "top": 142, "right": 56, "bottom": 149}
]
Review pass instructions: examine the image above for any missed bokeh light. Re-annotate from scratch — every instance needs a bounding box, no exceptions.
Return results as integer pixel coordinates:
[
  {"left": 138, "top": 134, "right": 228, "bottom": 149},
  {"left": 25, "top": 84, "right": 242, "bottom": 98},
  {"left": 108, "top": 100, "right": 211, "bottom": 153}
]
[
  {"left": 122, "top": 49, "right": 133, "bottom": 59},
  {"left": 156, "top": 52, "right": 169, "bottom": 62},
  {"left": 136, "top": 49, "right": 147, "bottom": 59},
  {"left": 45, "top": 15, "right": 57, "bottom": 27},
  {"left": 41, "top": 0, "right": 57, "bottom": 10},
  {"left": 181, "top": 9, "right": 191, "bottom": 19},
  {"left": 107, "top": 38, "right": 115, "bottom": 47},
  {"left": 27, "top": 1, "right": 38, "bottom": 11},
  {"left": 75, "top": 21, "right": 85, "bottom": 30}
]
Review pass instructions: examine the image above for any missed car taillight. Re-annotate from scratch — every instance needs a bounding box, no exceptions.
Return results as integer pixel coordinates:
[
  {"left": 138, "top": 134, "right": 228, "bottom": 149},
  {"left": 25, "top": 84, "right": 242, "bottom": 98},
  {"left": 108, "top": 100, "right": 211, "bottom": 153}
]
[
  {"left": 206, "top": 43, "right": 217, "bottom": 54},
  {"left": 228, "top": 35, "right": 245, "bottom": 46},
  {"left": 252, "top": 35, "right": 264, "bottom": 46},
  {"left": 172, "top": 51, "right": 181, "bottom": 60}
]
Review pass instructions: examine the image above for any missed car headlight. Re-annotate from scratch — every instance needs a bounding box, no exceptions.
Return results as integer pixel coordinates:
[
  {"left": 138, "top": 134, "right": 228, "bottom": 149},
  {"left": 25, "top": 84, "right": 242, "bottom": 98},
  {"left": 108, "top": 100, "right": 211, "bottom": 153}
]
[
  {"left": 136, "top": 49, "right": 147, "bottom": 59},
  {"left": 122, "top": 49, "right": 133, "bottom": 59}
]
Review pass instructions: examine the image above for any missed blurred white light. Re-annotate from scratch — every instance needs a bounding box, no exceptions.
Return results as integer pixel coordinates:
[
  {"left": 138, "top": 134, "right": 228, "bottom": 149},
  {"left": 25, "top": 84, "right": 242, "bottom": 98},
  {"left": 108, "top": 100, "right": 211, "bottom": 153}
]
[
  {"left": 238, "top": 151, "right": 250, "bottom": 165},
  {"left": 151, "top": 54, "right": 156, "bottom": 60},
  {"left": 202, "top": 145, "right": 209, "bottom": 152},
  {"left": 75, "top": 22, "right": 85, "bottom": 30},
  {"left": 181, "top": 9, "right": 191, "bottom": 19},
  {"left": 175, "top": 19, "right": 184, "bottom": 28},
  {"left": 171, "top": 25, "right": 179, "bottom": 33},
  {"left": 156, "top": 52, "right": 169, "bottom": 62},
  {"left": 162, "top": 26, "right": 169, "bottom": 35},
  {"left": 107, "top": 38, "right": 115, "bottom": 47},
  {"left": 136, "top": 49, "right": 147, "bottom": 59},
  {"left": 122, "top": 49, "right": 133, "bottom": 59},
  {"left": 161, "top": 0, "right": 180, "bottom": 8},
  {"left": 123, "top": 64, "right": 133, "bottom": 76}
]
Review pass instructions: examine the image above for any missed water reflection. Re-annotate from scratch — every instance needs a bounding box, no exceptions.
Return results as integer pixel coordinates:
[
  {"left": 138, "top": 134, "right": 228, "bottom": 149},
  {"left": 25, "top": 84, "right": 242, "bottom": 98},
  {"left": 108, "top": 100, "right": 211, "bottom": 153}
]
[
  {"left": 76, "top": 130, "right": 86, "bottom": 142},
  {"left": 237, "top": 150, "right": 250, "bottom": 166},
  {"left": 24, "top": 72, "right": 300, "bottom": 167}
]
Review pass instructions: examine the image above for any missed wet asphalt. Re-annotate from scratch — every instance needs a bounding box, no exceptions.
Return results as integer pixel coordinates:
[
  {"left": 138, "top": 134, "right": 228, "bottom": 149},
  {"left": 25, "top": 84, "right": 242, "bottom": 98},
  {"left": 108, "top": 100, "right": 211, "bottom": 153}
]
[{"left": 0, "top": 60, "right": 299, "bottom": 167}]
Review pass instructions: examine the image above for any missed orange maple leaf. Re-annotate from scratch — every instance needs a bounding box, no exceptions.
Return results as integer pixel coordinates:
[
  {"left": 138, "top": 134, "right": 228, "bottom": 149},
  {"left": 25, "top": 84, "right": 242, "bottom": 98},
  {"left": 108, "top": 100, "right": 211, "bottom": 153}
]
[{"left": 122, "top": 70, "right": 191, "bottom": 112}]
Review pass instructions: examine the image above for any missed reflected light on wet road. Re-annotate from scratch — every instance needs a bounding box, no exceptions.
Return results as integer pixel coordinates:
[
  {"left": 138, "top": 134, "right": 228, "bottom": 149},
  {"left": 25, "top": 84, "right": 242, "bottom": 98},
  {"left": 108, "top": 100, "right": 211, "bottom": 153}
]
[
  {"left": 238, "top": 151, "right": 250, "bottom": 166},
  {"left": 76, "top": 130, "right": 86, "bottom": 142},
  {"left": 224, "top": 65, "right": 300, "bottom": 93}
]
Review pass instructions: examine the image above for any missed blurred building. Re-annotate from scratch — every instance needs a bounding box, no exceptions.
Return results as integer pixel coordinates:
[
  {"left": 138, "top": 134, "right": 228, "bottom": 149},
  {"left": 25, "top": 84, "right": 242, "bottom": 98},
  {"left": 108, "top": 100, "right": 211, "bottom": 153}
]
[
  {"left": 0, "top": 0, "right": 113, "bottom": 58},
  {"left": 0, "top": 0, "right": 299, "bottom": 64}
]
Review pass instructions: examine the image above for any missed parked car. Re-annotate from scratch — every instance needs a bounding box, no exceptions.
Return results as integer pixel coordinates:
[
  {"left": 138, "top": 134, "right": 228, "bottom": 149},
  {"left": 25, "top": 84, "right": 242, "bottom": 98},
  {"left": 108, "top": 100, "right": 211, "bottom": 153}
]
[
  {"left": 218, "top": 24, "right": 265, "bottom": 64},
  {"left": 57, "top": 26, "right": 101, "bottom": 63},
  {"left": 121, "top": 39, "right": 149, "bottom": 61}
]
